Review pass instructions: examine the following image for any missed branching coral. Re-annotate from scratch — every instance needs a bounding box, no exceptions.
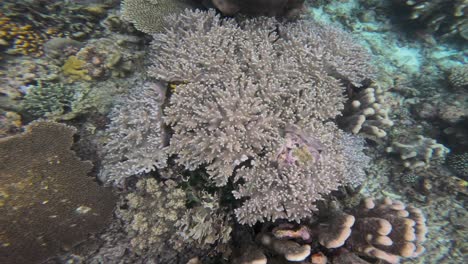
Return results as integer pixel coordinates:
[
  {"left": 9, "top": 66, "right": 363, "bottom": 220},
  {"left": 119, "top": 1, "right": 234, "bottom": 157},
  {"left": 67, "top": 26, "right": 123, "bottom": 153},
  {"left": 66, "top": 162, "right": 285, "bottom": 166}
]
[
  {"left": 99, "top": 81, "right": 168, "bottom": 185},
  {"left": 152, "top": 10, "right": 373, "bottom": 193},
  {"left": 116, "top": 177, "right": 187, "bottom": 260},
  {"left": 0, "top": 121, "right": 116, "bottom": 264}
]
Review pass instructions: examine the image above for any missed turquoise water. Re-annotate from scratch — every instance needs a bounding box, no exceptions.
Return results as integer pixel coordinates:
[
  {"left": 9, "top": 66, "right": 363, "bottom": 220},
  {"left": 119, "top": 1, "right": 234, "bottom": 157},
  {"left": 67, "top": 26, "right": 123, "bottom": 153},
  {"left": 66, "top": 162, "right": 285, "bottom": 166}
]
[{"left": 0, "top": 1, "right": 466, "bottom": 263}]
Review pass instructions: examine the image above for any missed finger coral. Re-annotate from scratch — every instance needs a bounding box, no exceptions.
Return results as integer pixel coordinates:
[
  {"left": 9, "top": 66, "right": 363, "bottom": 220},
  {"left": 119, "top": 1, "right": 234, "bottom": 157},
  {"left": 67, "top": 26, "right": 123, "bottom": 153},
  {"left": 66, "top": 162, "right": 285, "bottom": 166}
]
[{"left": 0, "top": 121, "right": 116, "bottom": 264}]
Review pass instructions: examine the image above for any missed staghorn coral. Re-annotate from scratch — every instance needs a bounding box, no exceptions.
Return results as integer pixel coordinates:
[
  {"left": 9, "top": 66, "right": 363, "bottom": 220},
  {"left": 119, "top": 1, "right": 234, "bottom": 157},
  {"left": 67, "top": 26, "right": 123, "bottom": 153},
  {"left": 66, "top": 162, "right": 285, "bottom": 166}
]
[
  {"left": 121, "top": 0, "right": 199, "bottom": 34},
  {"left": 340, "top": 83, "right": 394, "bottom": 139},
  {"left": 386, "top": 135, "right": 450, "bottom": 170},
  {"left": 153, "top": 10, "right": 373, "bottom": 194},
  {"left": 21, "top": 81, "right": 77, "bottom": 119},
  {"left": 99, "top": 81, "right": 168, "bottom": 185},
  {"left": 0, "top": 121, "right": 116, "bottom": 264}
]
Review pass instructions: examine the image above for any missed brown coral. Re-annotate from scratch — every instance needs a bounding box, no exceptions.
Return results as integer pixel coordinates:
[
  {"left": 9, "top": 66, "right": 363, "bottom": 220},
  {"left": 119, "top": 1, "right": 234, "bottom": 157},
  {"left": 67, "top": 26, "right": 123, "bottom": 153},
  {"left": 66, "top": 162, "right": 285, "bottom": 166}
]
[{"left": 0, "top": 121, "right": 116, "bottom": 264}]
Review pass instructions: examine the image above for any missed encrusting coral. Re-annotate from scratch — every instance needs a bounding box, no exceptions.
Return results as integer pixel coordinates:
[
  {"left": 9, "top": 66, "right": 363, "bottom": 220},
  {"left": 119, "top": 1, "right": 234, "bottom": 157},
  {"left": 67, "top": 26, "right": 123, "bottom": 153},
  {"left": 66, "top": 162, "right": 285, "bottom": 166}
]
[
  {"left": 0, "top": 121, "right": 116, "bottom": 264},
  {"left": 386, "top": 135, "right": 450, "bottom": 170}
]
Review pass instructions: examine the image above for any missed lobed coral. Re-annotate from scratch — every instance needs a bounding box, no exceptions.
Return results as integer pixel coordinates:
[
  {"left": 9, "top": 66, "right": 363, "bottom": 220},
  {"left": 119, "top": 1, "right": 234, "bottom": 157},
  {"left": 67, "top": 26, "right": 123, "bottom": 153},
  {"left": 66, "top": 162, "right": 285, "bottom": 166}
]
[
  {"left": 386, "top": 135, "right": 450, "bottom": 170},
  {"left": 0, "top": 121, "right": 116, "bottom": 264},
  {"left": 340, "top": 83, "right": 394, "bottom": 139},
  {"left": 268, "top": 197, "right": 427, "bottom": 264}
]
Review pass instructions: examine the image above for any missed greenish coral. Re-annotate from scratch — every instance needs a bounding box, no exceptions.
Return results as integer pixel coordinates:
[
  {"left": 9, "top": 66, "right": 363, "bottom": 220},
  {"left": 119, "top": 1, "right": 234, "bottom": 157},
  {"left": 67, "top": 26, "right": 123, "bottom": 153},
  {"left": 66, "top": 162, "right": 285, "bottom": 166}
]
[
  {"left": 0, "top": 121, "right": 116, "bottom": 264},
  {"left": 175, "top": 191, "right": 232, "bottom": 252},
  {"left": 121, "top": 0, "right": 196, "bottom": 34},
  {"left": 116, "top": 178, "right": 187, "bottom": 258},
  {"left": 21, "top": 81, "right": 91, "bottom": 120},
  {"left": 62, "top": 55, "right": 92, "bottom": 81}
]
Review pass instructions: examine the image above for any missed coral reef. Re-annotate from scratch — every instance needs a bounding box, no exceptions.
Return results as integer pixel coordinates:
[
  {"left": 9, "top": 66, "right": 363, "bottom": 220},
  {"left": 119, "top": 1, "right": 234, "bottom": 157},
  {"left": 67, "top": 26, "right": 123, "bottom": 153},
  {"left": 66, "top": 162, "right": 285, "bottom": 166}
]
[
  {"left": 121, "top": 0, "right": 199, "bottom": 34},
  {"left": 0, "top": 110, "right": 21, "bottom": 137},
  {"left": 238, "top": 198, "right": 427, "bottom": 263},
  {"left": 209, "top": 0, "right": 306, "bottom": 18},
  {"left": 152, "top": 10, "right": 373, "bottom": 196},
  {"left": 62, "top": 55, "right": 92, "bottom": 81},
  {"left": 175, "top": 192, "right": 232, "bottom": 252},
  {"left": 21, "top": 81, "right": 78, "bottom": 119},
  {"left": 446, "top": 152, "right": 468, "bottom": 179},
  {"left": 448, "top": 64, "right": 468, "bottom": 90},
  {"left": 99, "top": 81, "right": 168, "bottom": 185},
  {"left": 0, "top": 121, "right": 116, "bottom": 264},
  {"left": 386, "top": 135, "right": 450, "bottom": 170},
  {"left": 395, "top": 0, "right": 468, "bottom": 40},
  {"left": 340, "top": 83, "right": 394, "bottom": 139},
  {"left": 0, "top": 0, "right": 116, "bottom": 56},
  {"left": 116, "top": 177, "right": 206, "bottom": 263},
  {"left": 343, "top": 197, "right": 427, "bottom": 264}
]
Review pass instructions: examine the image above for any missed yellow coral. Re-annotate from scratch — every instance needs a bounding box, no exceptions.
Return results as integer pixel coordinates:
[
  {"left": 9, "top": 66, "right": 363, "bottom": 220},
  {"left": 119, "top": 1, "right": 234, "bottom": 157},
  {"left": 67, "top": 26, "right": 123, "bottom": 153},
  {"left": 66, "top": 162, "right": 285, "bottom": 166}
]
[
  {"left": 62, "top": 55, "right": 92, "bottom": 81},
  {"left": 0, "top": 13, "right": 62, "bottom": 57}
]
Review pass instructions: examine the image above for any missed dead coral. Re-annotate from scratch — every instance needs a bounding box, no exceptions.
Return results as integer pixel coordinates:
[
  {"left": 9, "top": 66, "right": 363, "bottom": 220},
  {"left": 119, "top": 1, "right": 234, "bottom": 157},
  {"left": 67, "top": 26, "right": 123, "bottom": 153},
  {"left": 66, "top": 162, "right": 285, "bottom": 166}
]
[{"left": 0, "top": 121, "right": 116, "bottom": 264}]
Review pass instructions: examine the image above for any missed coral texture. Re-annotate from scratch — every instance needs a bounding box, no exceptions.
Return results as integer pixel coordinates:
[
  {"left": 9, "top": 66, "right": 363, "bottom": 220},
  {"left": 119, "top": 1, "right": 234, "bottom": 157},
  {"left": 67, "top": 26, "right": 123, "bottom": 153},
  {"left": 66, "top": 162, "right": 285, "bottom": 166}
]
[
  {"left": 344, "top": 197, "right": 427, "bottom": 264},
  {"left": 121, "top": 0, "right": 197, "bottom": 34},
  {"left": 340, "top": 83, "right": 393, "bottom": 139},
  {"left": 147, "top": 9, "right": 373, "bottom": 224},
  {"left": 398, "top": 0, "right": 468, "bottom": 40},
  {"left": 448, "top": 64, "right": 468, "bottom": 90},
  {"left": 0, "top": 121, "right": 116, "bottom": 264},
  {"left": 446, "top": 152, "right": 468, "bottom": 179},
  {"left": 175, "top": 192, "right": 232, "bottom": 252},
  {"left": 210, "top": 0, "right": 306, "bottom": 18},
  {"left": 99, "top": 81, "right": 168, "bottom": 185},
  {"left": 116, "top": 177, "right": 187, "bottom": 261},
  {"left": 265, "top": 197, "right": 427, "bottom": 264},
  {"left": 386, "top": 135, "right": 450, "bottom": 170}
]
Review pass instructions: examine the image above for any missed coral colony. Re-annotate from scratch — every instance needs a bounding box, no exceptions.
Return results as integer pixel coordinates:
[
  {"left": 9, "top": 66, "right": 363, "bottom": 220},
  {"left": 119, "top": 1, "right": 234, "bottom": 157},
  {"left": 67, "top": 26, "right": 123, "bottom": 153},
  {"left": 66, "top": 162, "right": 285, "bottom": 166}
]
[{"left": 1, "top": 0, "right": 466, "bottom": 263}]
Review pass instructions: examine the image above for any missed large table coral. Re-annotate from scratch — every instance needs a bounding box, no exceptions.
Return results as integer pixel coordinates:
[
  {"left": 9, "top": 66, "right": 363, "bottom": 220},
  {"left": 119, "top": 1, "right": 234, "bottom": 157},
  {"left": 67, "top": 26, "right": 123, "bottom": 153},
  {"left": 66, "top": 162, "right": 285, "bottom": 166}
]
[{"left": 0, "top": 121, "right": 116, "bottom": 264}]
